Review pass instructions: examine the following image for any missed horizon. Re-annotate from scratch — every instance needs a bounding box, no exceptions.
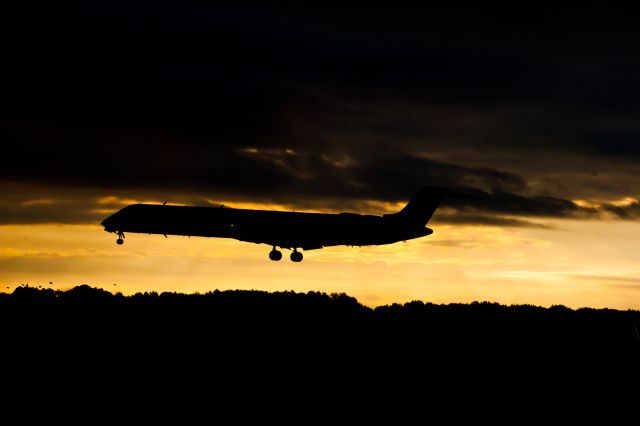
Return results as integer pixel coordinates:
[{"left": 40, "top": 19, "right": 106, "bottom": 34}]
[{"left": 7, "top": 283, "right": 640, "bottom": 313}]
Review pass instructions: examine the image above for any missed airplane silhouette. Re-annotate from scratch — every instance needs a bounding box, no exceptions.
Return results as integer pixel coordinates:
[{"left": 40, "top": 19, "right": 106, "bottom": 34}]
[{"left": 101, "top": 186, "right": 465, "bottom": 262}]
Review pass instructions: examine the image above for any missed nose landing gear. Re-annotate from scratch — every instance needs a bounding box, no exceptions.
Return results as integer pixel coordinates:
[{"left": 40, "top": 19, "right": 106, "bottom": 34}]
[{"left": 116, "top": 231, "right": 125, "bottom": 245}]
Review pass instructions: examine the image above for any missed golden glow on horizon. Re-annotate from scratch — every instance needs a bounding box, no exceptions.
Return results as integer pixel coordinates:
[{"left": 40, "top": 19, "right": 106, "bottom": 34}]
[
  {"left": 203, "top": 199, "right": 301, "bottom": 212},
  {"left": 573, "top": 197, "right": 638, "bottom": 209},
  {"left": 1, "top": 218, "right": 640, "bottom": 309},
  {"left": 96, "top": 196, "right": 165, "bottom": 206},
  {"left": 610, "top": 197, "right": 638, "bottom": 207},
  {"left": 573, "top": 199, "right": 599, "bottom": 208},
  {"left": 200, "top": 198, "right": 403, "bottom": 215}
]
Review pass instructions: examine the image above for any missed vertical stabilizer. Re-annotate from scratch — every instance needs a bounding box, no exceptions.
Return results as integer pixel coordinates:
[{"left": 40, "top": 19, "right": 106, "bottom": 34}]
[{"left": 384, "top": 186, "right": 454, "bottom": 226}]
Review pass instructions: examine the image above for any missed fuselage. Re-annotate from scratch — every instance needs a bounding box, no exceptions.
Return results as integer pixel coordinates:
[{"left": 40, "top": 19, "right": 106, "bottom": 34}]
[{"left": 101, "top": 204, "right": 432, "bottom": 250}]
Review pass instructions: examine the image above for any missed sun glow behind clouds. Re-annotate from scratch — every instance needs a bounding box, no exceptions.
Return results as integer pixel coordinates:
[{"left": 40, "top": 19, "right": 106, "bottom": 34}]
[
  {"left": 573, "top": 197, "right": 639, "bottom": 209},
  {"left": 1, "top": 216, "right": 640, "bottom": 309}
]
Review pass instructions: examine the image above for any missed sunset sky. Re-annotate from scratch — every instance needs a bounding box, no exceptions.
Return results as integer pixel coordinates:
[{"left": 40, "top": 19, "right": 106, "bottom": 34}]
[{"left": 3, "top": 5, "right": 640, "bottom": 309}]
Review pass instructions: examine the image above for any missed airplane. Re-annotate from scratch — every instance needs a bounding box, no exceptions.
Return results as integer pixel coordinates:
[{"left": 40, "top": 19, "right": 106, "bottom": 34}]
[{"left": 100, "top": 186, "right": 466, "bottom": 262}]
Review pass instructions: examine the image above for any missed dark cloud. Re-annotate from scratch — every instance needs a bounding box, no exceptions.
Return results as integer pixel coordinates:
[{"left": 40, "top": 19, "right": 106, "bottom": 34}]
[
  {"left": 0, "top": 151, "right": 617, "bottom": 227},
  {"left": 3, "top": 5, "right": 640, "bottom": 226},
  {"left": 0, "top": 199, "right": 102, "bottom": 225},
  {"left": 452, "top": 189, "right": 596, "bottom": 218}
]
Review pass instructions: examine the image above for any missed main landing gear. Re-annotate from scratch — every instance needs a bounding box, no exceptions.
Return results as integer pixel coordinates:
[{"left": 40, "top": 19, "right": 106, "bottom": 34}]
[
  {"left": 290, "top": 250, "right": 303, "bottom": 263},
  {"left": 269, "top": 247, "right": 283, "bottom": 261},
  {"left": 116, "top": 231, "right": 125, "bottom": 245},
  {"left": 269, "top": 247, "right": 303, "bottom": 262}
]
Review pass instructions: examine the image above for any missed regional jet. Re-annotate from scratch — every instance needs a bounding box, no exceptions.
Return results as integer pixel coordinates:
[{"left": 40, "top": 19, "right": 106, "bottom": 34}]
[{"left": 101, "top": 186, "right": 464, "bottom": 262}]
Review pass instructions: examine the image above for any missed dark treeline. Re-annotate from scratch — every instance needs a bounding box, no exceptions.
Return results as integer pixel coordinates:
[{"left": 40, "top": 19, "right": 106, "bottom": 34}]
[
  {"left": 3, "top": 284, "right": 638, "bottom": 403},
  {"left": 3, "top": 284, "right": 639, "bottom": 351}
]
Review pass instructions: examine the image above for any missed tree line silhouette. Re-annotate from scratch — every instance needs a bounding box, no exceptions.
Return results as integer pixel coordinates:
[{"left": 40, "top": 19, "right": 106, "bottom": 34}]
[
  {"left": 3, "top": 284, "right": 637, "bottom": 403},
  {"left": 3, "top": 284, "right": 638, "bottom": 350}
]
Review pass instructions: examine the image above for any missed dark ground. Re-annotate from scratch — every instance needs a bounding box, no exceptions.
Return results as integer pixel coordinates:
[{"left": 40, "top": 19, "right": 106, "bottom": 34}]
[
  {"left": 4, "top": 284, "right": 638, "bottom": 356},
  {"left": 3, "top": 285, "right": 638, "bottom": 413}
]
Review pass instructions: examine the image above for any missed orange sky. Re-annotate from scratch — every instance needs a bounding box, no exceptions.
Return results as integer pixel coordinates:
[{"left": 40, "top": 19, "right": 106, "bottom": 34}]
[{"left": 3, "top": 205, "right": 639, "bottom": 309}]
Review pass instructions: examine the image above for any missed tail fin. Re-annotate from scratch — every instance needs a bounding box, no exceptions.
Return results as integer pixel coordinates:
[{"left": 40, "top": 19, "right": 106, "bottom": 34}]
[{"left": 384, "top": 186, "right": 459, "bottom": 226}]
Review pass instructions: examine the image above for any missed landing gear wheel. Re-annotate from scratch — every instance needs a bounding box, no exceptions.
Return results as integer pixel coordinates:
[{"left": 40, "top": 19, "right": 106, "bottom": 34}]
[
  {"left": 290, "top": 250, "right": 303, "bottom": 262},
  {"left": 269, "top": 248, "right": 282, "bottom": 261},
  {"left": 116, "top": 238, "right": 124, "bottom": 245}
]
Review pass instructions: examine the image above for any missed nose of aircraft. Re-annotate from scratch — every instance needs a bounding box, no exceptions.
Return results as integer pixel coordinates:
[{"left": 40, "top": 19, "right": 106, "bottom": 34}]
[{"left": 101, "top": 214, "right": 116, "bottom": 231}]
